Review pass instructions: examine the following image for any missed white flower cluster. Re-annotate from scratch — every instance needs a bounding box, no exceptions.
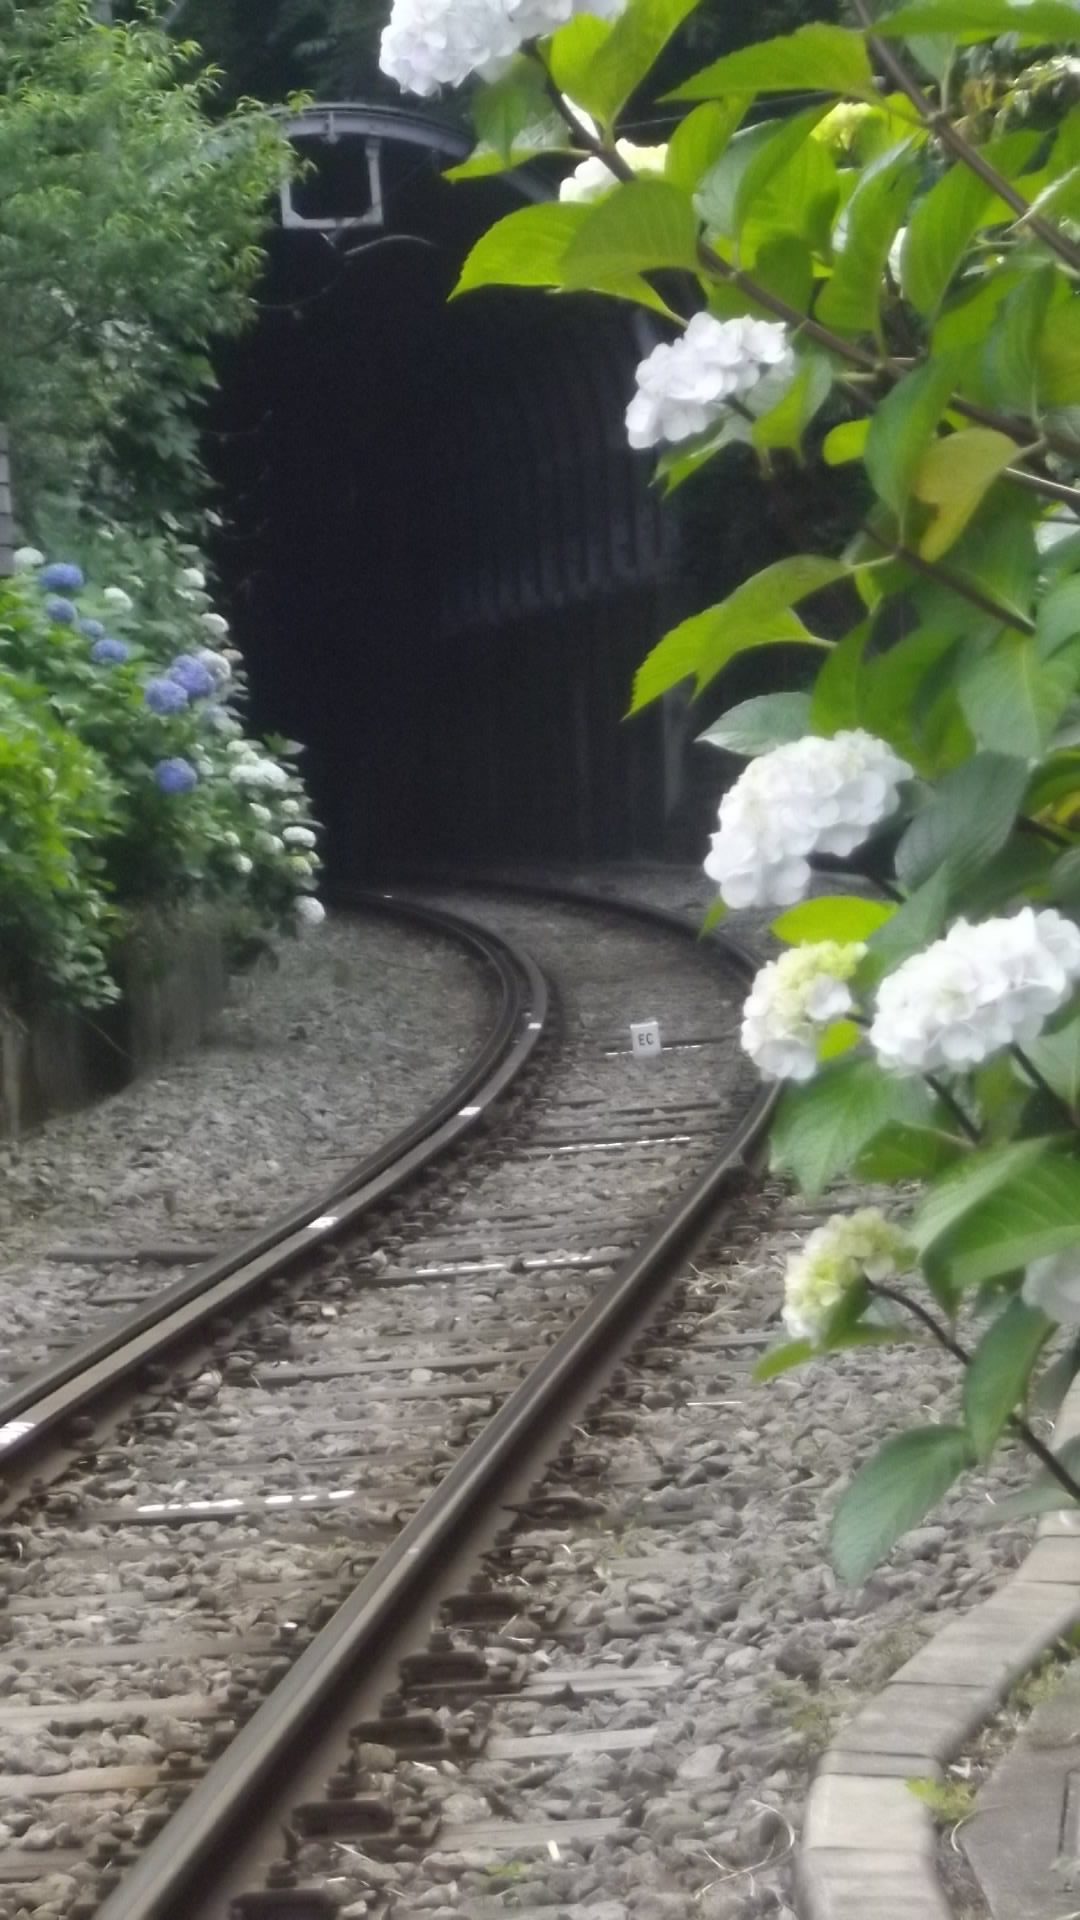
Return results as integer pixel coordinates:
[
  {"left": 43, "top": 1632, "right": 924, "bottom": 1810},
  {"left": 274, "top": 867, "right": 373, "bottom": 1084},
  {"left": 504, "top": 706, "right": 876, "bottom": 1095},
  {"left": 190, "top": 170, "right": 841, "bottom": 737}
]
[
  {"left": 380, "top": 0, "right": 621, "bottom": 96},
  {"left": 742, "top": 941, "right": 866, "bottom": 1082},
  {"left": 228, "top": 748, "right": 290, "bottom": 791},
  {"left": 559, "top": 140, "right": 668, "bottom": 203},
  {"left": 626, "top": 313, "right": 793, "bottom": 451},
  {"left": 783, "top": 1208, "right": 909, "bottom": 1346},
  {"left": 1023, "top": 1252, "right": 1080, "bottom": 1326},
  {"left": 870, "top": 908, "right": 1080, "bottom": 1074},
  {"left": 705, "top": 731, "right": 912, "bottom": 911}
]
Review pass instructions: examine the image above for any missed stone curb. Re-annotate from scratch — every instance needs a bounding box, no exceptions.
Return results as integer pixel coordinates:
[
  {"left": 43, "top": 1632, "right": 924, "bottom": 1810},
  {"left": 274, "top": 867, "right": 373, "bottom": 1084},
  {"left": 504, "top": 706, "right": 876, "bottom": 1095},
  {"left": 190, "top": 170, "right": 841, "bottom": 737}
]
[{"left": 795, "top": 1377, "right": 1080, "bottom": 1920}]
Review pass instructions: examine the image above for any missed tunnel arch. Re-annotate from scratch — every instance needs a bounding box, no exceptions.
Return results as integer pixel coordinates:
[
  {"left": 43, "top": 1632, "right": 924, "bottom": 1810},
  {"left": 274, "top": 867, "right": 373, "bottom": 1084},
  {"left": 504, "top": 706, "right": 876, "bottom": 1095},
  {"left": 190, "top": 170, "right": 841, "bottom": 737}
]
[{"left": 208, "top": 101, "right": 682, "bottom": 876}]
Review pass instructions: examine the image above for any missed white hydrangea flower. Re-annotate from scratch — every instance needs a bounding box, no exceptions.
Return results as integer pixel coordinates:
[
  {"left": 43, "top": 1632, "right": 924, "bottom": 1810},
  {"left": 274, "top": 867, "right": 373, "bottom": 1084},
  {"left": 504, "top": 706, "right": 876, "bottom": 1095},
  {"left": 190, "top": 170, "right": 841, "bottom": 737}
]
[
  {"left": 222, "top": 830, "right": 241, "bottom": 849},
  {"left": 201, "top": 611, "right": 230, "bottom": 636},
  {"left": 229, "top": 757, "right": 289, "bottom": 791},
  {"left": 194, "top": 754, "right": 214, "bottom": 776},
  {"left": 231, "top": 852, "right": 254, "bottom": 876},
  {"left": 255, "top": 830, "right": 285, "bottom": 854},
  {"left": 196, "top": 648, "right": 231, "bottom": 685},
  {"left": 559, "top": 141, "right": 668, "bottom": 203},
  {"left": 380, "top": 0, "right": 622, "bottom": 97},
  {"left": 180, "top": 566, "right": 206, "bottom": 591},
  {"left": 870, "top": 907, "right": 1080, "bottom": 1075},
  {"left": 626, "top": 312, "right": 793, "bottom": 450},
  {"left": 705, "top": 730, "right": 912, "bottom": 911},
  {"left": 742, "top": 941, "right": 866, "bottom": 1082},
  {"left": 281, "top": 798, "right": 302, "bottom": 817},
  {"left": 1023, "top": 1252, "right": 1080, "bottom": 1325},
  {"left": 249, "top": 801, "right": 273, "bottom": 824},
  {"left": 296, "top": 896, "right": 327, "bottom": 928},
  {"left": 13, "top": 546, "right": 44, "bottom": 572},
  {"left": 283, "top": 825, "right": 317, "bottom": 848},
  {"left": 103, "top": 586, "right": 134, "bottom": 612},
  {"left": 888, "top": 226, "right": 907, "bottom": 284},
  {"left": 289, "top": 853, "right": 314, "bottom": 876},
  {"left": 783, "top": 1208, "right": 910, "bottom": 1345}
]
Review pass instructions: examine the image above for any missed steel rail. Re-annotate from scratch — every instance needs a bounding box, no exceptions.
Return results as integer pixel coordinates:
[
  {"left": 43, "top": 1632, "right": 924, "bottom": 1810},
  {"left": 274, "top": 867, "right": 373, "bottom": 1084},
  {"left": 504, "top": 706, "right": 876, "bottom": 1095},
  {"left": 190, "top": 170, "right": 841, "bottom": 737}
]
[
  {"left": 0, "top": 891, "right": 547, "bottom": 1468},
  {"left": 97, "top": 888, "right": 775, "bottom": 1920}
]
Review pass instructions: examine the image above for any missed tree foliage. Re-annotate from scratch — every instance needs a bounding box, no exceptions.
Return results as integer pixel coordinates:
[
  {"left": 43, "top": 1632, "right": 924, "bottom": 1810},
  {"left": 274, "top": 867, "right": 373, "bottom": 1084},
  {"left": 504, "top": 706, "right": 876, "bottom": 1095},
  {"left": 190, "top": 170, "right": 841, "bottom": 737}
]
[{"left": 0, "top": 0, "right": 288, "bottom": 525}]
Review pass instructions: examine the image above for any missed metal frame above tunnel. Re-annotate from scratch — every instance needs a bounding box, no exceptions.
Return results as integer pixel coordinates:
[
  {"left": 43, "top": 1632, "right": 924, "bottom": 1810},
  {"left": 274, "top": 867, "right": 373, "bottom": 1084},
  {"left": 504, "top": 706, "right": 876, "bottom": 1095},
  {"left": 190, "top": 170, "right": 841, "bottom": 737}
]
[{"left": 213, "top": 102, "right": 690, "bottom": 871}]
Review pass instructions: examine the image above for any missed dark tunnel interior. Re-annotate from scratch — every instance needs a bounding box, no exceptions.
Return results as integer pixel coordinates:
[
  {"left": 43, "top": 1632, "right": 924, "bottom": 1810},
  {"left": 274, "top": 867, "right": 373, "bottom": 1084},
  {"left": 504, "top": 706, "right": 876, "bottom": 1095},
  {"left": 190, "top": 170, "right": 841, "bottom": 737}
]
[{"left": 207, "top": 117, "right": 682, "bottom": 881}]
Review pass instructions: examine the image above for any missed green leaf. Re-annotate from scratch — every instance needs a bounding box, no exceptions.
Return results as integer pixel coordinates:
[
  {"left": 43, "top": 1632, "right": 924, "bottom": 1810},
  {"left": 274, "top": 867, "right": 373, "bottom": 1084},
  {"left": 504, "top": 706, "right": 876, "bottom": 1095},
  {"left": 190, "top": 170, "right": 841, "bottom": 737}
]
[
  {"left": 856, "top": 1121, "right": 966, "bottom": 1183},
  {"left": 894, "top": 751, "right": 1029, "bottom": 898},
  {"left": 547, "top": 14, "right": 613, "bottom": 99},
  {"left": 823, "top": 419, "right": 871, "bottom": 466},
  {"left": 665, "top": 100, "right": 745, "bottom": 192},
  {"left": 453, "top": 202, "right": 587, "bottom": 293},
  {"left": 467, "top": 61, "right": 564, "bottom": 167},
  {"left": 982, "top": 267, "right": 1057, "bottom": 417},
  {"left": 700, "top": 895, "right": 728, "bottom": 934},
  {"left": 864, "top": 355, "right": 964, "bottom": 520},
  {"left": 810, "top": 621, "right": 869, "bottom": 734},
  {"left": 1037, "top": 577, "right": 1080, "bottom": 660},
  {"left": 751, "top": 353, "right": 834, "bottom": 455},
  {"left": 562, "top": 178, "right": 700, "bottom": 284},
  {"left": 667, "top": 22, "right": 874, "bottom": 101},
  {"left": 901, "top": 134, "right": 1041, "bottom": 317},
  {"left": 858, "top": 868, "right": 950, "bottom": 990},
  {"left": 1025, "top": 1012, "right": 1080, "bottom": 1109},
  {"left": 816, "top": 142, "right": 920, "bottom": 341},
  {"left": 930, "top": 1152, "right": 1080, "bottom": 1287},
  {"left": 696, "top": 105, "right": 829, "bottom": 241},
  {"left": 874, "top": 0, "right": 1080, "bottom": 42},
  {"left": 770, "top": 1057, "right": 934, "bottom": 1198},
  {"left": 860, "top": 626, "right": 965, "bottom": 774},
  {"left": 771, "top": 894, "right": 895, "bottom": 944},
  {"left": 912, "top": 1136, "right": 1060, "bottom": 1259},
  {"left": 913, "top": 428, "right": 1020, "bottom": 563},
  {"left": 452, "top": 201, "right": 670, "bottom": 312},
  {"left": 964, "top": 1298, "right": 1054, "bottom": 1461},
  {"left": 570, "top": 0, "right": 706, "bottom": 127},
  {"left": 696, "top": 691, "right": 812, "bottom": 756},
  {"left": 753, "top": 1338, "right": 814, "bottom": 1381},
  {"left": 832, "top": 1426, "right": 974, "bottom": 1584},
  {"left": 629, "top": 555, "right": 844, "bottom": 710},
  {"left": 1036, "top": 299, "right": 1080, "bottom": 408},
  {"left": 959, "top": 635, "right": 1080, "bottom": 759},
  {"left": 977, "top": 1435, "right": 1080, "bottom": 1524},
  {"left": 956, "top": 832, "right": 1059, "bottom": 917}
]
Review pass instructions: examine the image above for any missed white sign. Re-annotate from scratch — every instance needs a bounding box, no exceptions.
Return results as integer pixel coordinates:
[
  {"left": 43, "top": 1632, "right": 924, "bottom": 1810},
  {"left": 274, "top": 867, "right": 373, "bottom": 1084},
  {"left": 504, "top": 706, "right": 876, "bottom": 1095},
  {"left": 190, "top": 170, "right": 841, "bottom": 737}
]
[{"left": 630, "top": 1020, "right": 662, "bottom": 1065}]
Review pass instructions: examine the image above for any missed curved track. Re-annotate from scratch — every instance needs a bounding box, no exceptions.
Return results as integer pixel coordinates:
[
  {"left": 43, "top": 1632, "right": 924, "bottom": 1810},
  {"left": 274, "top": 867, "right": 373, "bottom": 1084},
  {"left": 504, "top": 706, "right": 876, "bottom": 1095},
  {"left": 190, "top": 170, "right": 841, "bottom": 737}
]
[{"left": 0, "top": 883, "right": 769, "bottom": 1920}]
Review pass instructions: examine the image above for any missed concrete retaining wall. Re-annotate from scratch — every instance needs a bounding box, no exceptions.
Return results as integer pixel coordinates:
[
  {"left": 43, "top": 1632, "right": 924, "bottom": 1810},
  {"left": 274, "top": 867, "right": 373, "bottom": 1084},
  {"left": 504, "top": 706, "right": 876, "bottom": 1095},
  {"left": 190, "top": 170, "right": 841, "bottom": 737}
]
[{"left": 0, "top": 918, "right": 226, "bottom": 1139}]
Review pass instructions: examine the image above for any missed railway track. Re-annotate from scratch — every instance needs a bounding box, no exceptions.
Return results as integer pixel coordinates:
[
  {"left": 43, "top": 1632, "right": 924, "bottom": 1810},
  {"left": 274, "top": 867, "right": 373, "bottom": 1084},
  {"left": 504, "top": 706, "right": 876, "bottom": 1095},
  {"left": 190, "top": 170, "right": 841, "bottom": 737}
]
[{"left": 0, "top": 883, "right": 771, "bottom": 1920}]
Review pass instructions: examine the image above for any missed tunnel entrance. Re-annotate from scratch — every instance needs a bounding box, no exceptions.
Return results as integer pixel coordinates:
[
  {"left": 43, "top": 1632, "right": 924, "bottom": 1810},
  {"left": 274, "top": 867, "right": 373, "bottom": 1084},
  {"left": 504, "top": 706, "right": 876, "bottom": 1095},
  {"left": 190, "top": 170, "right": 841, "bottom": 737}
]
[{"left": 208, "top": 105, "right": 679, "bottom": 879}]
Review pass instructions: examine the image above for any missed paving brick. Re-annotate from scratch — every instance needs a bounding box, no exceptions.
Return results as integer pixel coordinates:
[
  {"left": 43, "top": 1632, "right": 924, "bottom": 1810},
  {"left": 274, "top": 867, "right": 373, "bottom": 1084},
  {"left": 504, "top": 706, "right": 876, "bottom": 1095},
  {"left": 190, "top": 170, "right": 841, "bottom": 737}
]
[
  {"left": 818, "top": 1750, "right": 943, "bottom": 1780},
  {"left": 1013, "top": 1537, "right": 1080, "bottom": 1585},
  {"left": 797, "top": 1847, "right": 951, "bottom": 1920},
  {"left": 803, "top": 1775, "right": 933, "bottom": 1856},
  {"left": 835, "top": 1682, "right": 995, "bottom": 1761},
  {"left": 893, "top": 1585, "right": 1080, "bottom": 1690}
]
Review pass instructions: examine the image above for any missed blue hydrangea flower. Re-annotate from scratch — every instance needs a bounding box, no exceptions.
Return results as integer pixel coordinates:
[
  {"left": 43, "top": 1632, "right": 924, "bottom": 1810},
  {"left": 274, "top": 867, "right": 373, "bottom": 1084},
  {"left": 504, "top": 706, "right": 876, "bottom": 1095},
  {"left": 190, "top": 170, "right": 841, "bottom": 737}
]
[
  {"left": 91, "top": 637, "right": 131, "bottom": 665},
  {"left": 39, "top": 562, "right": 84, "bottom": 593},
  {"left": 168, "top": 653, "right": 215, "bottom": 699},
  {"left": 144, "top": 676, "right": 189, "bottom": 715},
  {"left": 44, "top": 596, "right": 78, "bottom": 626},
  {"left": 79, "top": 618, "right": 106, "bottom": 640},
  {"left": 154, "top": 757, "right": 198, "bottom": 794}
]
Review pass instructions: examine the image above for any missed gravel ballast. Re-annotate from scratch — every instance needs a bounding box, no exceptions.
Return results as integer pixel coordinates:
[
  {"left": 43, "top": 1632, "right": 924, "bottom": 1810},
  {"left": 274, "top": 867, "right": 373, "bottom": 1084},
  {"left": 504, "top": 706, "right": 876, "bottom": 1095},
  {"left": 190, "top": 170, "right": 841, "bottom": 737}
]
[{"left": 0, "top": 909, "right": 495, "bottom": 1391}]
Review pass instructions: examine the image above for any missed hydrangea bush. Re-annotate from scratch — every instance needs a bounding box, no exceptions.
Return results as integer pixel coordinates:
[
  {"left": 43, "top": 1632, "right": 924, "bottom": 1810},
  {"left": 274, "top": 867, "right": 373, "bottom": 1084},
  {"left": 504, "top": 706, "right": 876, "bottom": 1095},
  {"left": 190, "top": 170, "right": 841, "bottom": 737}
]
[
  {"left": 0, "top": 533, "right": 324, "bottom": 1021},
  {"left": 379, "top": 0, "right": 1080, "bottom": 1577}
]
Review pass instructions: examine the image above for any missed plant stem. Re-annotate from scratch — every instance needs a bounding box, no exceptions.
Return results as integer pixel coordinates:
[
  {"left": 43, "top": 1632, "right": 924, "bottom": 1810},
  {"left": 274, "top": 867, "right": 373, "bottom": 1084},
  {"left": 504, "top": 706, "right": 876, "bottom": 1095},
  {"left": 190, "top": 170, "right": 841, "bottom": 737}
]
[
  {"left": 868, "top": 1280, "right": 1080, "bottom": 1506},
  {"left": 924, "top": 1075, "right": 982, "bottom": 1144},
  {"left": 852, "top": 0, "right": 1080, "bottom": 276},
  {"left": 1011, "top": 1043, "right": 1079, "bottom": 1128},
  {"left": 858, "top": 522, "right": 1036, "bottom": 634}
]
